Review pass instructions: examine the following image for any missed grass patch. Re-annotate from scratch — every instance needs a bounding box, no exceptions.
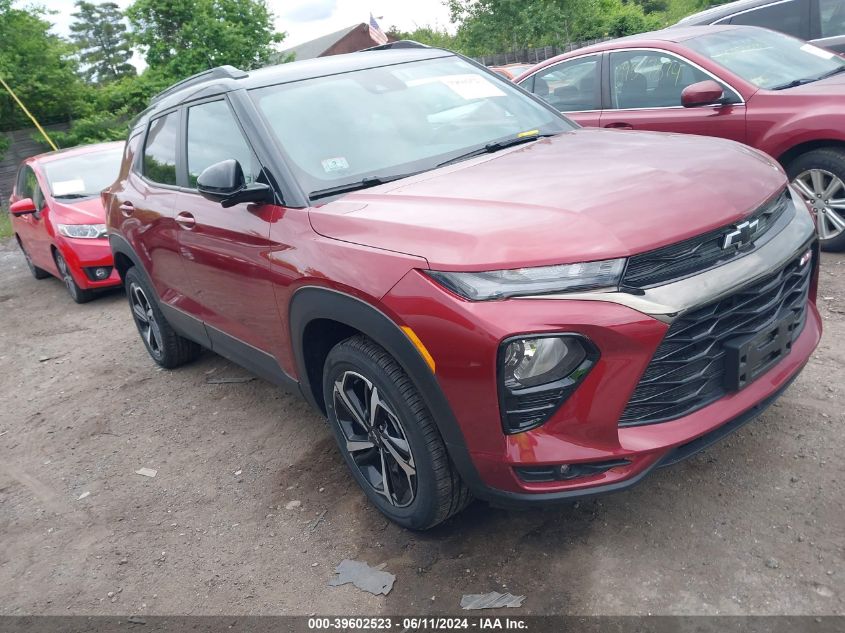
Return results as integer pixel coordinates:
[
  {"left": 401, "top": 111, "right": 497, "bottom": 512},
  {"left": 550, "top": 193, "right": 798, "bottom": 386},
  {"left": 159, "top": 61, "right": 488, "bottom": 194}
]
[{"left": 0, "top": 211, "right": 12, "bottom": 240}]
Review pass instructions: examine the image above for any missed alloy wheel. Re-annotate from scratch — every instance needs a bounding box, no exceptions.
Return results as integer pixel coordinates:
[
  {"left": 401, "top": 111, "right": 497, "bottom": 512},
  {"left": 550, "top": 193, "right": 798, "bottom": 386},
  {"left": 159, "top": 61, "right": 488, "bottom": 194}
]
[
  {"left": 129, "top": 282, "right": 164, "bottom": 359},
  {"left": 792, "top": 169, "right": 845, "bottom": 241},
  {"left": 55, "top": 253, "right": 78, "bottom": 300},
  {"left": 332, "top": 370, "right": 417, "bottom": 507}
]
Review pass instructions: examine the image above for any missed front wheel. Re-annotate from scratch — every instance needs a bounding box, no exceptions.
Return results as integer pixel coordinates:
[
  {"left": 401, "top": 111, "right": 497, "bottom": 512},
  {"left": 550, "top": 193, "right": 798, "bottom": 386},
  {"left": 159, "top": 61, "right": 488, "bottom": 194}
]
[
  {"left": 787, "top": 148, "right": 845, "bottom": 252},
  {"left": 54, "top": 250, "right": 96, "bottom": 303},
  {"left": 322, "top": 335, "right": 471, "bottom": 530}
]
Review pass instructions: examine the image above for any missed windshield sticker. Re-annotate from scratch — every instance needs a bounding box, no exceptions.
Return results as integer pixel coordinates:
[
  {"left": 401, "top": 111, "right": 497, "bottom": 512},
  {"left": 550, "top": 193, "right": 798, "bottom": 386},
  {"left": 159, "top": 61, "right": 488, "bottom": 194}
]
[
  {"left": 408, "top": 74, "right": 506, "bottom": 100},
  {"left": 517, "top": 129, "right": 539, "bottom": 138},
  {"left": 800, "top": 44, "right": 835, "bottom": 60},
  {"left": 52, "top": 179, "right": 86, "bottom": 196},
  {"left": 321, "top": 157, "right": 349, "bottom": 174}
]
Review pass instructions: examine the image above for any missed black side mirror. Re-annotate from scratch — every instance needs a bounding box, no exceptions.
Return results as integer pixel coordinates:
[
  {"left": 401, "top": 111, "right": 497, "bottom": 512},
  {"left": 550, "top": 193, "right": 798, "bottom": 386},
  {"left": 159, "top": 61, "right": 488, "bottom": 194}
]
[{"left": 197, "top": 159, "right": 273, "bottom": 208}]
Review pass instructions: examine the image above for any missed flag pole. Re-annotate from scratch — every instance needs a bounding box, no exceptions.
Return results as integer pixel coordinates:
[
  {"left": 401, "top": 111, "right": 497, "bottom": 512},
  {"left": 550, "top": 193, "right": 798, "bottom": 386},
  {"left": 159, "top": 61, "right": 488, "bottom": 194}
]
[{"left": 0, "top": 74, "right": 59, "bottom": 151}]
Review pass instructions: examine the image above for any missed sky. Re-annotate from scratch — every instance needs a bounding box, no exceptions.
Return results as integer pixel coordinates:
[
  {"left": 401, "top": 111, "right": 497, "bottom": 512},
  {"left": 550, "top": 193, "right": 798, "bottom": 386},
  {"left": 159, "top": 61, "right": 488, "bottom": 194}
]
[{"left": 35, "top": 0, "right": 455, "bottom": 53}]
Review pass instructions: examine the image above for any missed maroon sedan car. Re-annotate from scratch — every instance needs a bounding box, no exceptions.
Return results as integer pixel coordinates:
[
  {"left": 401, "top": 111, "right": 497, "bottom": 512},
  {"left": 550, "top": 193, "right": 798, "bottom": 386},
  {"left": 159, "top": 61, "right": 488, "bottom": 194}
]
[
  {"left": 105, "top": 48, "right": 820, "bottom": 528},
  {"left": 515, "top": 26, "right": 845, "bottom": 250}
]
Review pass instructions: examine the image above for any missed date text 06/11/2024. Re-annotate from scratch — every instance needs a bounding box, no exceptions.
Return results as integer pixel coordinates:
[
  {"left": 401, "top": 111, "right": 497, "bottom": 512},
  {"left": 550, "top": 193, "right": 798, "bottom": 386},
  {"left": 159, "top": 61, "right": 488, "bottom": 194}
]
[{"left": 307, "top": 617, "right": 528, "bottom": 630}]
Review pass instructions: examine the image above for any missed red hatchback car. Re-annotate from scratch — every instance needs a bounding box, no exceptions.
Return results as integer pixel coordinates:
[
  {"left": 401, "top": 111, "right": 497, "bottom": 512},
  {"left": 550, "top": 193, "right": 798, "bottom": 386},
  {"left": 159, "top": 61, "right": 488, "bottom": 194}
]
[
  {"left": 515, "top": 26, "right": 845, "bottom": 250},
  {"left": 106, "top": 47, "right": 820, "bottom": 529},
  {"left": 9, "top": 142, "right": 124, "bottom": 302}
]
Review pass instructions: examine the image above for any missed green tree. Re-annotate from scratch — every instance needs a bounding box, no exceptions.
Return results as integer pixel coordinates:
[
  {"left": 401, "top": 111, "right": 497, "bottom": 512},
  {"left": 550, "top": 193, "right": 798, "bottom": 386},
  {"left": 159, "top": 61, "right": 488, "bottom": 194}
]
[
  {"left": 50, "top": 68, "right": 174, "bottom": 146},
  {"left": 126, "top": 0, "right": 284, "bottom": 76},
  {"left": 70, "top": 1, "right": 136, "bottom": 83},
  {"left": 447, "top": 0, "right": 659, "bottom": 56},
  {"left": 0, "top": 0, "right": 88, "bottom": 131},
  {"left": 386, "top": 25, "right": 460, "bottom": 50}
]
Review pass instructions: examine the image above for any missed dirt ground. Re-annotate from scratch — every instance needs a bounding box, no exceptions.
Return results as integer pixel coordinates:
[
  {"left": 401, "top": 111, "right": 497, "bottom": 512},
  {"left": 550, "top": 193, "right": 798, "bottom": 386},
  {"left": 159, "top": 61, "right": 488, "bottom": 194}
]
[{"left": 0, "top": 236, "right": 842, "bottom": 617}]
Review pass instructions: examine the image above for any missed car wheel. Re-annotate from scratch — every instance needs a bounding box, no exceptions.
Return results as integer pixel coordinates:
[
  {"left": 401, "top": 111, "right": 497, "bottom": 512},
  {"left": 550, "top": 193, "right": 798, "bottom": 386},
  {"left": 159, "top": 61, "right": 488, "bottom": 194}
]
[
  {"left": 124, "top": 267, "right": 201, "bottom": 368},
  {"left": 787, "top": 148, "right": 845, "bottom": 252},
  {"left": 54, "top": 250, "right": 96, "bottom": 303},
  {"left": 16, "top": 237, "right": 50, "bottom": 280},
  {"left": 322, "top": 335, "right": 472, "bottom": 530}
]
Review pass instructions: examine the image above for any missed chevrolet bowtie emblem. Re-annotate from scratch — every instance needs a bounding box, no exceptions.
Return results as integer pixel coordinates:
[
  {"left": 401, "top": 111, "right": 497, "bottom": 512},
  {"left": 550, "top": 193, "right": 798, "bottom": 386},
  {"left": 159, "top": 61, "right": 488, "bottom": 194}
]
[{"left": 722, "top": 219, "right": 760, "bottom": 250}]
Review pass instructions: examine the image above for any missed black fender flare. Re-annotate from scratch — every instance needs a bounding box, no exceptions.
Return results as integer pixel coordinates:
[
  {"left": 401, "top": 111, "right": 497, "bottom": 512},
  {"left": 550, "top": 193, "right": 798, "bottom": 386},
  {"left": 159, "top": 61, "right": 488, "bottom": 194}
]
[
  {"left": 288, "top": 286, "right": 485, "bottom": 493},
  {"left": 109, "top": 234, "right": 147, "bottom": 284}
]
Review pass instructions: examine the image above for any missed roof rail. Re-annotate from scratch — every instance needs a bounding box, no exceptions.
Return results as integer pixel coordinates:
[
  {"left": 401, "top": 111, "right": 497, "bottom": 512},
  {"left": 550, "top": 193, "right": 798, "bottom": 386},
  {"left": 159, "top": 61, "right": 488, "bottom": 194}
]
[
  {"left": 150, "top": 65, "right": 248, "bottom": 104},
  {"left": 361, "top": 40, "right": 430, "bottom": 52}
]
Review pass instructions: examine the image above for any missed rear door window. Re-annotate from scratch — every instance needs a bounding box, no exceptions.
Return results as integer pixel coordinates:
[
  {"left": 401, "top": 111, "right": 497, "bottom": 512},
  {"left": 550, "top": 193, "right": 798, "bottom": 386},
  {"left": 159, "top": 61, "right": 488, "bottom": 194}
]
[
  {"left": 143, "top": 111, "right": 180, "bottom": 186},
  {"left": 725, "top": 0, "right": 810, "bottom": 39},
  {"left": 521, "top": 56, "right": 601, "bottom": 112}
]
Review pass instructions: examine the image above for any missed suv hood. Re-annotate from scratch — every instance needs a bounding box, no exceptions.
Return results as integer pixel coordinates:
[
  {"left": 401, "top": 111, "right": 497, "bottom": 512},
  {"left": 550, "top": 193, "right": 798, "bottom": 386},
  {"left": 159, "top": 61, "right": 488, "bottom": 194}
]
[{"left": 309, "top": 128, "right": 788, "bottom": 271}]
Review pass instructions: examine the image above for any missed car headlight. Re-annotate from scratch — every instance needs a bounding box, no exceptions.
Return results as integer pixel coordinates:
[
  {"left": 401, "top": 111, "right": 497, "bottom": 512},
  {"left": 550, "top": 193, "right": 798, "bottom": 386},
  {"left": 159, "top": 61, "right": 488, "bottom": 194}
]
[
  {"left": 426, "top": 258, "right": 626, "bottom": 300},
  {"left": 57, "top": 224, "right": 107, "bottom": 239},
  {"left": 498, "top": 334, "right": 598, "bottom": 433}
]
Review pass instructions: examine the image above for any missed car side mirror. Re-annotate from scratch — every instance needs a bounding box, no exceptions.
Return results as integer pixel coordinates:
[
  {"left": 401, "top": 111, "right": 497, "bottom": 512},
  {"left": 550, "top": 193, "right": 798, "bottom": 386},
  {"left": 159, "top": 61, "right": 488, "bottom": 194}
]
[
  {"left": 681, "top": 80, "right": 726, "bottom": 108},
  {"left": 196, "top": 159, "right": 272, "bottom": 208},
  {"left": 10, "top": 198, "right": 37, "bottom": 216}
]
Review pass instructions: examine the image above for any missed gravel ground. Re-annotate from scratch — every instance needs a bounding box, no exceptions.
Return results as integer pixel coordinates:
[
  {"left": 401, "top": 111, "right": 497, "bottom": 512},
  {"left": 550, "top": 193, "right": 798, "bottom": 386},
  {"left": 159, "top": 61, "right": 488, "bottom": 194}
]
[{"left": 0, "top": 237, "right": 843, "bottom": 616}]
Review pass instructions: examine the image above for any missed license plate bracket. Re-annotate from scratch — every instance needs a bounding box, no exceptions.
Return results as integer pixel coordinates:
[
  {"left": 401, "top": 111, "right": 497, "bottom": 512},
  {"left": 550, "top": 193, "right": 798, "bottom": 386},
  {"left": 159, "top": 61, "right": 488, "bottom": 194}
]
[{"left": 723, "top": 313, "right": 797, "bottom": 391}]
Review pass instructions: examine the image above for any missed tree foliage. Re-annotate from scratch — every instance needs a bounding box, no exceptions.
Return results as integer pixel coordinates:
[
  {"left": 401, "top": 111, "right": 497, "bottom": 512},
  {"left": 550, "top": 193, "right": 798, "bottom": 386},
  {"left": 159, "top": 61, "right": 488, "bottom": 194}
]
[
  {"left": 446, "top": 0, "right": 663, "bottom": 55},
  {"left": 70, "top": 1, "right": 136, "bottom": 83},
  {"left": 126, "top": 0, "right": 283, "bottom": 76},
  {"left": 0, "top": 0, "right": 88, "bottom": 131}
]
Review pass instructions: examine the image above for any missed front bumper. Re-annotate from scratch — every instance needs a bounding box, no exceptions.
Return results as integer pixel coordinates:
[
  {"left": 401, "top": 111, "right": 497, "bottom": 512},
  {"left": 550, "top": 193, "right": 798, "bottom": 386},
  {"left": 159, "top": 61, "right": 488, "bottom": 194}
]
[
  {"left": 381, "top": 188, "right": 821, "bottom": 502},
  {"left": 56, "top": 237, "right": 122, "bottom": 290}
]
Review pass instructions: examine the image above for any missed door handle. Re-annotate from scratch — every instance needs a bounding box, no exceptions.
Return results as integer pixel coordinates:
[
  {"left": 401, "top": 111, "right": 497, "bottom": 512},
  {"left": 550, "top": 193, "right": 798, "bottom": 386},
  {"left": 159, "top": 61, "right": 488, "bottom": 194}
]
[
  {"left": 119, "top": 201, "right": 135, "bottom": 216},
  {"left": 604, "top": 122, "right": 634, "bottom": 130},
  {"left": 175, "top": 212, "right": 196, "bottom": 229}
]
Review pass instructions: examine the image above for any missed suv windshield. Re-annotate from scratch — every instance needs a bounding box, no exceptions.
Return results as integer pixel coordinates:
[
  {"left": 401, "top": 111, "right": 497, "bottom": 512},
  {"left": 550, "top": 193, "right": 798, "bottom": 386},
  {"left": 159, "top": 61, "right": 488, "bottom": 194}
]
[
  {"left": 249, "top": 55, "right": 573, "bottom": 198},
  {"left": 686, "top": 28, "right": 845, "bottom": 90},
  {"left": 44, "top": 146, "right": 124, "bottom": 199}
]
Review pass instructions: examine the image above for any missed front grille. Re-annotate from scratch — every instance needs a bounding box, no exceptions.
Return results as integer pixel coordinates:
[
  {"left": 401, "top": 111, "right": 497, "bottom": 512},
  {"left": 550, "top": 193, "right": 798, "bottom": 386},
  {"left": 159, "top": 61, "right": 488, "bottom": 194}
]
[
  {"left": 618, "top": 250, "right": 813, "bottom": 427},
  {"left": 622, "top": 190, "right": 790, "bottom": 289}
]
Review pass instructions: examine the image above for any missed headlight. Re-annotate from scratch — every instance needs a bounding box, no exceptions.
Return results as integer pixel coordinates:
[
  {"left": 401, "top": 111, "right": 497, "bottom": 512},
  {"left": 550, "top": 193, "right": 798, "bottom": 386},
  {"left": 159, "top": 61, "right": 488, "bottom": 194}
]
[
  {"left": 426, "top": 258, "right": 626, "bottom": 300},
  {"left": 57, "top": 224, "right": 107, "bottom": 239},
  {"left": 498, "top": 334, "right": 597, "bottom": 433}
]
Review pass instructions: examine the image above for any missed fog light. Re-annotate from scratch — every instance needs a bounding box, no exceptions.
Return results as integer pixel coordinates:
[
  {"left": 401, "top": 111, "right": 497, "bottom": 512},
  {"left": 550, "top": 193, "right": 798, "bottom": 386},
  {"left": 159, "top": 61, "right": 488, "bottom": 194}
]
[
  {"left": 498, "top": 334, "right": 598, "bottom": 433},
  {"left": 84, "top": 266, "right": 113, "bottom": 281}
]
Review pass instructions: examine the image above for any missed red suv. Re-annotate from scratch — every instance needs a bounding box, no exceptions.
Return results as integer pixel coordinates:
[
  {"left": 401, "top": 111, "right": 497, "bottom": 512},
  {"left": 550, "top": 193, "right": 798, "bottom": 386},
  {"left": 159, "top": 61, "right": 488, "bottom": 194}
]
[
  {"left": 9, "top": 142, "right": 124, "bottom": 302},
  {"left": 514, "top": 26, "right": 845, "bottom": 250},
  {"left": 105, "top": 46, "right": 821, "bottom": 529}
]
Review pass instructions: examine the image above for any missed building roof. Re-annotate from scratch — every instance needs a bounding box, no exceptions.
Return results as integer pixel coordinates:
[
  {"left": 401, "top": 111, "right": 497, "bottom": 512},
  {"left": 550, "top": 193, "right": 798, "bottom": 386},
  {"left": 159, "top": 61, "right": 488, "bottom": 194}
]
[{"left": 275, "top": 24, "right": 363, "bottom": 62}]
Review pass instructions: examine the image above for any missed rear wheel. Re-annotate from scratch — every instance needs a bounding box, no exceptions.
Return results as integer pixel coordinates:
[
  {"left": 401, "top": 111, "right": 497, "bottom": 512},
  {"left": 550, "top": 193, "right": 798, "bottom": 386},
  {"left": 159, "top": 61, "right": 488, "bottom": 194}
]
[
  {"left": 125, "top": 267, "right": 201, "bottom": 368},
  {"left": 16, "top": 237, "right": 49, "bottom": 280},
  {"left": 54, "top": 250, "right": 96, "bottom": 303},
  {"left": 787, "top": 148, "right": 845, "bottom": 252},
  {"left": 322, "top": 335, "right": 471, "bottom": 530}
]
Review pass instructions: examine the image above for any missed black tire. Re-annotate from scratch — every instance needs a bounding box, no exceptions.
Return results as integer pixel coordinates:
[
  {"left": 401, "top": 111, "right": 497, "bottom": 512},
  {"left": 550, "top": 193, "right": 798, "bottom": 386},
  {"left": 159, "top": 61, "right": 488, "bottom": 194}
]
[
  {"left": 16, "top": 237, "right": 50, "bottom": 280},
  {"left": 53, "top": 250, "right": 96, "bottom": 303},
  {"left": 124, "top": 266, "right": 201, "bottom": 368},
  {"left": 786, "top": 148, "right": 845, "bottom": 252},
  {"left": 322, "top": 335, "right": 471, "bottom": 530}
]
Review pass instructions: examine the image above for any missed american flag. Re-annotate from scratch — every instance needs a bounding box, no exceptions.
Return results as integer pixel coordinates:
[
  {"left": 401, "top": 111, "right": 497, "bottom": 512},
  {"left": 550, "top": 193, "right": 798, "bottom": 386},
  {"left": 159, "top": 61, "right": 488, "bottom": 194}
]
[{"left": 369, "top": 13, "right": 388, "bottom": 45}]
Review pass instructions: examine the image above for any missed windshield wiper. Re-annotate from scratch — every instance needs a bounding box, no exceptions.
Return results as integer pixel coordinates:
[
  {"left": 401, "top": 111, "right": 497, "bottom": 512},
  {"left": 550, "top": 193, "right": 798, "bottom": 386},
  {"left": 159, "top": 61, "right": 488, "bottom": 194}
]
[
  {"left": 309, "top": 173, "right": 421, "bottom": 201},
  {"left": 815, "top": 65, "right": 845, "bottom": 81},
  {"left": 438, "top": 132, "right": 558, "bottom": 168},
  {"left": 54, "top": 193, "right": 95, "bottom": 199},
  {"left": 772, "top": 65, "right": 845, "bottom": 90}
]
